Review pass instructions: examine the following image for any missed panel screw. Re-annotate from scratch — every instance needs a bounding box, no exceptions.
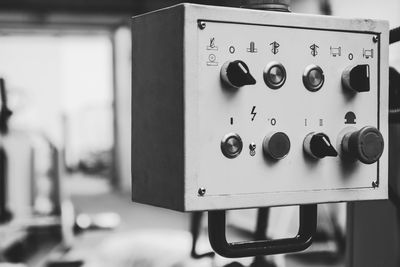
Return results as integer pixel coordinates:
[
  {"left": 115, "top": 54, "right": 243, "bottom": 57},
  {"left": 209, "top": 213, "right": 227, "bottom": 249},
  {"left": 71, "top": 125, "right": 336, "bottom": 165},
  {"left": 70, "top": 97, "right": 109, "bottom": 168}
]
[
  {"left": 198, "top": 188, "right": 206, "bottom": 196},
  {"left": 198, "top": 21, "right": 206, "bottom": 30},
  {"left": 373, "top": 36, "right": 379, "bottom": 43},
  {"left": 372, "top": 181, "right": 379, "bottom": 188}
]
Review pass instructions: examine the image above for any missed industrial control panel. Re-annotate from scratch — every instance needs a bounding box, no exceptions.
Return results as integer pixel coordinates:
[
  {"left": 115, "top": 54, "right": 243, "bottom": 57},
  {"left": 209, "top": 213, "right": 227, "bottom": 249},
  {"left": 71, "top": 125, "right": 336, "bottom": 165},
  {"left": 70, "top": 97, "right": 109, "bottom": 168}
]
[{"left": 131, "top": 4, "right": 389, "bottom": 211}]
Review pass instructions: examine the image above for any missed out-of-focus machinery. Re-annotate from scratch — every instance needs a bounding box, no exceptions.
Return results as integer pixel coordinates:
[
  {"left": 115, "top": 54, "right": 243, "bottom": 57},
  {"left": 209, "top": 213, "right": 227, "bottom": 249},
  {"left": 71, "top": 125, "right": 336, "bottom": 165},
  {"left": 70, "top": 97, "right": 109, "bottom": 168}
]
[
  {"left": 0, "top": 78, "right": 13, "bottom": 224},
  {"left": 131, "top": 0, "right": 392, "bottom": 262}
]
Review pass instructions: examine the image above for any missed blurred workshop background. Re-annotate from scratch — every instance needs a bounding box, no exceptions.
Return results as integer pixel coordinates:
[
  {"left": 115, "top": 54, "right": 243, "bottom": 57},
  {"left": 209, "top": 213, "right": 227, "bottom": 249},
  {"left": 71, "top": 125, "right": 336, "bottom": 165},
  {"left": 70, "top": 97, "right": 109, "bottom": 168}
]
[{"left": 0, "top": 0, "right": 399, "bottom": 267}]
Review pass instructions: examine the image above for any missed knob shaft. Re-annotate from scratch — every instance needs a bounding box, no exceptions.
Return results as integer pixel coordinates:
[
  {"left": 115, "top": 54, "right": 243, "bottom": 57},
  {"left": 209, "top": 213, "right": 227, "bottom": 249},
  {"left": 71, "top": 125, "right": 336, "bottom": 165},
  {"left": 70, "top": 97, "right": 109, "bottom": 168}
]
[
  {"left": 342, "top": 126, "right": 384, "bottom": 164},
  {"left": 303, "top": 133, "right": 338, "bottom": 159},
  {"left": 342, "top": 64, "right": 370, "bottom": 93},
  {"left": 221, "top": 60, "right": 256, "bottom": 88}
]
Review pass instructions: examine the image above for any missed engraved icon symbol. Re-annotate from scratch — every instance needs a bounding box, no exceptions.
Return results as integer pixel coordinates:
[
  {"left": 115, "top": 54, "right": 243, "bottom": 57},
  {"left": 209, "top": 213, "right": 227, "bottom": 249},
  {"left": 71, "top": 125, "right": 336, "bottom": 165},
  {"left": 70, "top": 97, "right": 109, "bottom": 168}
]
[
  {"left": 249, "top": 143, "right": 256, "bottom": 156},
  {"left": 345, "top": 111, "right": 356, "bottom": 124},
  {"left": 270, "top": 41, "right": 280, "bottom": 55},
  {"left": 206, "top": 54, "right": 218, "bottom": 66},
  {"left": 310, "top": 44, "right": 319, "bottom": 57},
  {"left": 207, "top": 37, "right": 218, "bottom": 50},
  {"left": 247, "top": 41, "right": 258, "bottom": 53},
  {"left": 363, "top": 48, "right": 374, "bottom": 59},
  {"left": 251, "top": 106, "right": 257, "bottom": 121},
  {"left": 330, "top": 46, "right": 341, "bottom": 57}
]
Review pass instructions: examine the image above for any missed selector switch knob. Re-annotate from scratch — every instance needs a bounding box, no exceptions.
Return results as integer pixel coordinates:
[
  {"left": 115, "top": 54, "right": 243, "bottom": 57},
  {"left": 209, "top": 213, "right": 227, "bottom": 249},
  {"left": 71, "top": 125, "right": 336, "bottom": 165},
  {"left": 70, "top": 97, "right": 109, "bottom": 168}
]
[
  {"left": 342, "top": 126, "right": 384, "bottom": 164},
  {"left": 303, "top": 133, "right": 338, "bottom": 159},
  {"left": 221, "top": 60, "right": 256, "bottom": 88},
  {"left": 263, "top": 132, "right": 291, "bottom": 160},
  {"left": 342, "top": 64, "right": 370, "bottom": 93}
]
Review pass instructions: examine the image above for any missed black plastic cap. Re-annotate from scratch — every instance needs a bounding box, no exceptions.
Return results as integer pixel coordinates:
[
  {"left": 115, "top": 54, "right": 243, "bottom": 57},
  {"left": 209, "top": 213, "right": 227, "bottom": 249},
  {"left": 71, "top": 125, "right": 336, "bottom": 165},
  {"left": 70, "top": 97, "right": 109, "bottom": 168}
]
[
  {"left": 348, "top": 126, "right": 384, "bottom": 164},
  {"left": 310, "top": 133, "right": 338, "bottom": 158},
  {"left": 226, "top": 60, "right": 256, "bottom": 87}
]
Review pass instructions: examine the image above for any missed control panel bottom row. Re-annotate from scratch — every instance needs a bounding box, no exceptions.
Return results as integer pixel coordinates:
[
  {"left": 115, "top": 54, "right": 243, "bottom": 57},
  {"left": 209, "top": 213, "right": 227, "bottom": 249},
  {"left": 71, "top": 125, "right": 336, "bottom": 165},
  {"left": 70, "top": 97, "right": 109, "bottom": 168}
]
[{"left": 221, "top": 126, "right": 384, "bottom": 165}]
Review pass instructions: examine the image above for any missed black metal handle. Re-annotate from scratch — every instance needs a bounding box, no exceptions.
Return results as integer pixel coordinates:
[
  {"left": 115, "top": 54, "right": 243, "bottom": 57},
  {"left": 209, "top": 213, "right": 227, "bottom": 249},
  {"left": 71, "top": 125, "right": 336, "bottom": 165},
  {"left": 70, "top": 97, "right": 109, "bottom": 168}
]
[
  {"left": 208, "top": 204, "right": 317, "bottom": 258},
  {"left": 190, "top": 211, "right": 215, "bottom": 259}
]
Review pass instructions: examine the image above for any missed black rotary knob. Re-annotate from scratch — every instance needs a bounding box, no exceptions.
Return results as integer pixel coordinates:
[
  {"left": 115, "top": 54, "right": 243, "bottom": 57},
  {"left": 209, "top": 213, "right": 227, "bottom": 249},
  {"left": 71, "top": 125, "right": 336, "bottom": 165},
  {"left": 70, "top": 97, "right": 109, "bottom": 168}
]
[
  {"left": 342, "top": 126, "right": 384, "bottom": 164},
  {"left": 303, "top": 133, "right": 338, "bottom": 159},
  {"left": 342, "top": 64, "right": 370, "bottom": 93},
  {"left": 221, "top": 60, "right": 256, "bottom": 88}
]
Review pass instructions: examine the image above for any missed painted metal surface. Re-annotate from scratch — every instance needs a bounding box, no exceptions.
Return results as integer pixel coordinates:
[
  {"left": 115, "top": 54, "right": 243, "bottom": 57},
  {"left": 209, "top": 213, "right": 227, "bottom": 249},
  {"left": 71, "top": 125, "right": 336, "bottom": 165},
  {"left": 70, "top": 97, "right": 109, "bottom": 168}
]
[{"left": 132, "top": 4, "right": 389, "bottom": 211}]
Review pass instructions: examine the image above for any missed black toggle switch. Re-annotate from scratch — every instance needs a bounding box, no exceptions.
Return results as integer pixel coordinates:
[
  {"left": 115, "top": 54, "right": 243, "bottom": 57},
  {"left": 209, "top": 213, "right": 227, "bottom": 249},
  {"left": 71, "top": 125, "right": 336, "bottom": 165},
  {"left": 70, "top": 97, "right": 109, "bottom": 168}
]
[
  {"left": 341, "top": 126, "right": 384, "bottom": 164},
  {"left": 221, "top": 60, "right": 256, "bottom": 88},
  {"left": 303, "top": 133, "right": 338, "bottom": 159},
  {"left": 342, "top": 64, "right": 370, "bottom": 93}
]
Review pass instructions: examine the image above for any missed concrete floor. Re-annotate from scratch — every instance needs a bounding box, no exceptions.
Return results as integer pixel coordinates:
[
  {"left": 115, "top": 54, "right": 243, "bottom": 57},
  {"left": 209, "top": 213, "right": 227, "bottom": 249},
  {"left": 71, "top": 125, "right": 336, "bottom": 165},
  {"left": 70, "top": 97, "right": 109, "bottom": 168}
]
[
  {"left": 46, "top": 173, "right": 344, "bottom": 267},
  {"left": 63, "top": 186, "right": 344, "bottom": 267}
]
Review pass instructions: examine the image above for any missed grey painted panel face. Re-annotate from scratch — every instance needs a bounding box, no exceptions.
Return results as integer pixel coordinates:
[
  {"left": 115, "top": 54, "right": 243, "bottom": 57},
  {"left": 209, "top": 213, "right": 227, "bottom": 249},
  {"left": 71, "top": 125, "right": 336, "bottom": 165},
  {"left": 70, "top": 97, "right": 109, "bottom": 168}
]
[
  {"left": 184, "top": 5, "right": 388, "bottom": 210},
  {"left": 132, "top": 4, "right": 389, "bottom": 211},
  {"left": 197, "top": 21, "right": 379, "bottom": 194}
]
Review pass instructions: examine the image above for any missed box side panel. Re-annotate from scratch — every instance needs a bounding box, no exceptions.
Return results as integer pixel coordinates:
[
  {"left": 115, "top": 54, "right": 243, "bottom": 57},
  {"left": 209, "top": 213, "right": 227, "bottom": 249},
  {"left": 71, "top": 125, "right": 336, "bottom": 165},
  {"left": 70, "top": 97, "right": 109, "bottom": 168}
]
[
  {"left": 377, "top": 22, "right": 389, "bottom": 198},
  {"left": 131, "top": 6, "right": 185, "bottom": 211}
]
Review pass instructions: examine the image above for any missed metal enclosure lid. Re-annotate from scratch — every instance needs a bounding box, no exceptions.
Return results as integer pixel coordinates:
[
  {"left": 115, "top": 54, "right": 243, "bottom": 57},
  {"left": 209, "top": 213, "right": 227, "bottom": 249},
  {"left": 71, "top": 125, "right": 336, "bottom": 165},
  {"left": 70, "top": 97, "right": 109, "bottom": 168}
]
[
  {"left": 182, "top": 4, "right": 389, "bottom": 211},
  {"left": 131, "top": 3, "right": 389, "bottom": 212}
]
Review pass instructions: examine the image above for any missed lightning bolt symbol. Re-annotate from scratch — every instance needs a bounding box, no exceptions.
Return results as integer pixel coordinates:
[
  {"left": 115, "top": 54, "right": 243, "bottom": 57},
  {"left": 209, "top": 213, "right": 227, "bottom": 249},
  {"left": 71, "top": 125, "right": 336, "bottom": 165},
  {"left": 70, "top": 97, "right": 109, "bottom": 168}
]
[{"left": 251, "top": 106, "right": 257, "bottom": 121}]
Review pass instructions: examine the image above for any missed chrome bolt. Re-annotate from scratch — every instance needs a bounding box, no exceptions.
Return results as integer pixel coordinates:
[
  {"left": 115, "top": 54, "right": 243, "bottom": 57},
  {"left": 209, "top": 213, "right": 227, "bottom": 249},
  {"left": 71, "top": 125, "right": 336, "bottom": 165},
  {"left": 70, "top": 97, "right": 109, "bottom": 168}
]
[
  {"left": 198, "top": 188, "right": 206, "bottom": 196},
  {"left": 198, "top": 21, "right": 206, "bottom": 30}
]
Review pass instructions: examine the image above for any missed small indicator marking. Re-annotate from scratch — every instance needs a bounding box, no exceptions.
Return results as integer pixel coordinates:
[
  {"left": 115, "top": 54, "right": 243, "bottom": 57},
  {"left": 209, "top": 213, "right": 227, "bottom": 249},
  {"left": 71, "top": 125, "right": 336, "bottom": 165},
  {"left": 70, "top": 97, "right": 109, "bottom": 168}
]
[
  {"left": 363, "top": 48, "right": 374, "bottom": 59},
  {"left": 345, "top": 111, "right": 356, "bottom": 124},
  {"left": 330, "top": 46, "right": 341, "bottom": 57},
  {"left": 238, "top": 62, "right": 248, "bottom": 73},
  {"left": 249, "top": 143, "right": 256, "bottom": 156},
  {"left": 270, "top": 41, "right": 280, "bottom": 55},
  {"left": 206, "top": 54, "right": 218, "bottom": 66},
  {"left": 310, "top": 44, "right": 319, "bottom": 57},
  {"left": 348, "top": 53, "right": 354, "bottom": 60},
  {"left": 247, "top": 41, "right": 258, "bottom": 53},
  {"left": 251, "top": 106, "right": 257, "bottom": 121},
  {"left": 230, "top": 117, "right": 233, "bottom": 125},
  {"left": 322, "top": 136, "right": 330, "bottom": 146},
  {"left": 207, "top": 37, "right": 218, "bottom": 50}
]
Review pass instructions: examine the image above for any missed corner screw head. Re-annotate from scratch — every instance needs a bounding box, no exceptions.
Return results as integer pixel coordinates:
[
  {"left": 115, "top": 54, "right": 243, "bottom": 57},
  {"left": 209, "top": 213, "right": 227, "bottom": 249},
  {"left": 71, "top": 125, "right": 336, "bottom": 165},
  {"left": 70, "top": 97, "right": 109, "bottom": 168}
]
[
  {"left": 372, "top": 181, "right": 379, "bottom": 188},
  {"left": 198, "top": 21, "right": 206, "bottom": 30},
  {"left": 373, "top": 36, "right": 379, "bottom": 43},
  {"left": 198, "top": 187, "right": 206, "bottom": 196}
]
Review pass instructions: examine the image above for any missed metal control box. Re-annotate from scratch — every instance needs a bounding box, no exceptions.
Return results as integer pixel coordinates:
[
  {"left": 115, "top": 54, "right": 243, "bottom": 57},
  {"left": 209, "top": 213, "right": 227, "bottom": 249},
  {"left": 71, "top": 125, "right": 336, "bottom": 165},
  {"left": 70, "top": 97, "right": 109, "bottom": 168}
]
[{"left": 131, "top": 4, "right": 389, "bottom": 211}]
